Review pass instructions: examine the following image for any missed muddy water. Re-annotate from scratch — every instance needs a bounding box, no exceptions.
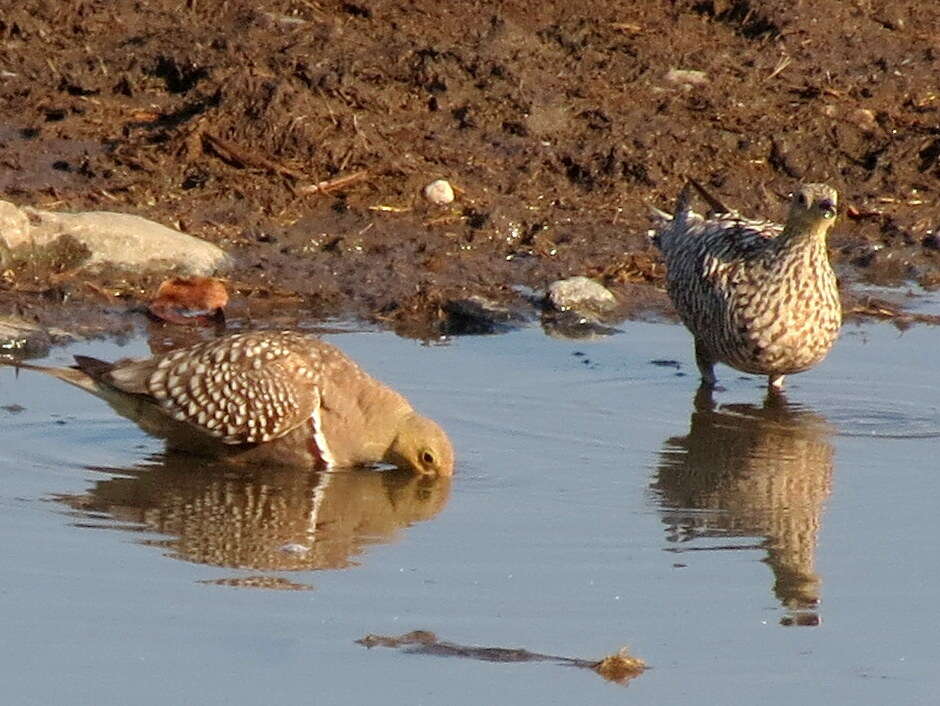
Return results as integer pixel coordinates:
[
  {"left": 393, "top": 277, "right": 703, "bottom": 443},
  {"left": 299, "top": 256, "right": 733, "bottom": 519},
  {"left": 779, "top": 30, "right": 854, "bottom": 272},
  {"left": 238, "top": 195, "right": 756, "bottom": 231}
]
[{"left": 1, "top": 317, "right": 938, "bottom": 705}]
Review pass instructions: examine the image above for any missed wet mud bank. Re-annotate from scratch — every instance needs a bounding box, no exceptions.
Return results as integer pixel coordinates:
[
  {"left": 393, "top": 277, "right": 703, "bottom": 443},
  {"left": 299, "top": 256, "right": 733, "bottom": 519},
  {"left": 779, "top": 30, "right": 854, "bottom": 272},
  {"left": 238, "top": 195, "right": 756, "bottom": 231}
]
[{"left": 1, "top": 1, "right": 938, "bottom": 339}]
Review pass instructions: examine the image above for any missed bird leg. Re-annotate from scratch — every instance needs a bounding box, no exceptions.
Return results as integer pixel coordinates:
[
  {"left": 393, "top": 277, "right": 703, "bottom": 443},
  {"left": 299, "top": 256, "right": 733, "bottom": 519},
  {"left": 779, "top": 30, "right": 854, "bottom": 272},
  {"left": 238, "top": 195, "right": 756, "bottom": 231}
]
[
  {"left": 768, "top": 373, "right": 786, "bottom": 391},
  {"left": 694, "top": 338, "right": 717, "bottom": 388}
]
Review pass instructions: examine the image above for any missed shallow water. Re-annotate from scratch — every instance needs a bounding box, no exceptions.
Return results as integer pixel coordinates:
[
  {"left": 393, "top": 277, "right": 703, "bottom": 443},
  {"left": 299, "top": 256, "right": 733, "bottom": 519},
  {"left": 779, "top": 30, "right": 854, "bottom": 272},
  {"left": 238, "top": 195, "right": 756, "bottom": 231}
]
[{"left": 2, "top": 317, "right": 939, "bottom": 705}]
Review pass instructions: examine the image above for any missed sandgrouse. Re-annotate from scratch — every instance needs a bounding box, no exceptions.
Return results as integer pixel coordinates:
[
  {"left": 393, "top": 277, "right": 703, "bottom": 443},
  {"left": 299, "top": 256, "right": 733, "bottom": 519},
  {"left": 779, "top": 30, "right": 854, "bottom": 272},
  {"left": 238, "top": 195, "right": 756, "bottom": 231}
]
[
  {"left": 653, "top": 182, "right": 842, "bottom": 390},
  {"left": 4, "top": 331, "right": 454, "bottom": 475}
]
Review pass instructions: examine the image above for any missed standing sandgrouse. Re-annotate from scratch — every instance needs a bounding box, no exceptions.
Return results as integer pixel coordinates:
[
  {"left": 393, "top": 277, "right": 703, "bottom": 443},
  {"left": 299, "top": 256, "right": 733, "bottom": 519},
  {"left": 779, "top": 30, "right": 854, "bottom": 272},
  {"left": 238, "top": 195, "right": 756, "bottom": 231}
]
[
  {"left": 2, "top": 331, "right": 454, "bottom": 475},
  {"left": 653, "top": 183, "right": 842, "bottom": 390}
]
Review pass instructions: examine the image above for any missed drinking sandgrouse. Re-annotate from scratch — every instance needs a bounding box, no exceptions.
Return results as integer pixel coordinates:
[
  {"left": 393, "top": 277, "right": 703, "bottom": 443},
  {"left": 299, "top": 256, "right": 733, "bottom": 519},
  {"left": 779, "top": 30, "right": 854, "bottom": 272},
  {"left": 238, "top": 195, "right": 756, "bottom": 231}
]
[
  {"left": 3, "top": 331, "right": 454, "bottom": 474},
  {"left": 653, "top": 183, "right": 842, "bottom": 390}
]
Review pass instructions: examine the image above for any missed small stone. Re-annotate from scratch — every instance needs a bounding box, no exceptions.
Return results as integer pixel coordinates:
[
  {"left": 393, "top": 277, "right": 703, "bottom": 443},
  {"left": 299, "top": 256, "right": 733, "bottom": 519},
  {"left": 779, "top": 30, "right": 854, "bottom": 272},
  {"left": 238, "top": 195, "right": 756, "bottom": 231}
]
[
  {"left": 665, "top": 69, "right": 708, "bottom": 87},
  {"left": 547, "top": 276, "right": 616, "bottom": 313},
  {"left": 423, "top": 179, "right": 455, "bottom": 205},
  {"left": 848, "top": 108, "right": 878, "bottom": 133}
]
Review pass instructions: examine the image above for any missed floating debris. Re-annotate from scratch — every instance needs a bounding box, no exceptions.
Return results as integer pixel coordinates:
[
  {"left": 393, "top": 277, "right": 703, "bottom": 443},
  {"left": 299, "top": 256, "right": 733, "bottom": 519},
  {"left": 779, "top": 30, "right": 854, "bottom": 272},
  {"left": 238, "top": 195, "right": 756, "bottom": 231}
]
[{"left": 357, "top": 630, "right": 646, "bottom": 685}]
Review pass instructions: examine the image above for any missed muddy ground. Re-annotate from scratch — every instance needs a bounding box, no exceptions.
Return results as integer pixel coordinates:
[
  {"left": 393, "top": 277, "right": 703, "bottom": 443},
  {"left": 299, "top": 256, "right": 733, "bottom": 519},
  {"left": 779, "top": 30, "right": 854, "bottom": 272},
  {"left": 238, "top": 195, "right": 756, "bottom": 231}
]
[{"left": 0, "top": 0, "right": 938, "bottom": 338}]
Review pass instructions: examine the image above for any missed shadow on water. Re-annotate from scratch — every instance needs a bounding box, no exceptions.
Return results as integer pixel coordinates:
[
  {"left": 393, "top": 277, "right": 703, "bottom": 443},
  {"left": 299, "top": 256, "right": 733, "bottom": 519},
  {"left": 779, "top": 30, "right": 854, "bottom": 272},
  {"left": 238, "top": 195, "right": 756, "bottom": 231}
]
[
  {"left": 651, "top": 388, "right": 835, "bottom": 626},
  {"left": 54, "top": 456, "right": 451, "bottom": 589}
]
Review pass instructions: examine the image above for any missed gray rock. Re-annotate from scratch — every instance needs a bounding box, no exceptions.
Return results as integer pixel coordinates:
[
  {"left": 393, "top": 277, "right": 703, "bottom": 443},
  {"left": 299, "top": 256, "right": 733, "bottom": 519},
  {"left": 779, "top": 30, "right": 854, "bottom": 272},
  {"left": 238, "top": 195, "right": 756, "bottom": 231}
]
[
  {"left": 546, "top": 276, "right": 616, "bottom": 313},
  {"left": 441, "top": 295, "right": 529, "bottom": 335},
  {"left": 0, "top": 199, "right": 230, "bottom": 275}
]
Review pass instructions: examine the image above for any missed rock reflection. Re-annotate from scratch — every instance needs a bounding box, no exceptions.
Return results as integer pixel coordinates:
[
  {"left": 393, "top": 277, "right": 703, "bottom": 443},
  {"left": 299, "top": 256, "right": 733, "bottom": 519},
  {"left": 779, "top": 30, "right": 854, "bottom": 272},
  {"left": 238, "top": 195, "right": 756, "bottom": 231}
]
[
  {"left": 652, "top": 389, "right": 834, "bottom": 626},
  {"left": 55, "top": 455, "right": 451, "bottom": 579}
]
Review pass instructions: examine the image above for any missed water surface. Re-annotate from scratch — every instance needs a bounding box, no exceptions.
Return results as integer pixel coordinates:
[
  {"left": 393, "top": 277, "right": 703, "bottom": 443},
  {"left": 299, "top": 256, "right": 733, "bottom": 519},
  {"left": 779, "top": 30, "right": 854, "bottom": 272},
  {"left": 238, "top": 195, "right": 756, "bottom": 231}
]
[{"left": 1, "top": 319, "right": 938, "bottom": 704}]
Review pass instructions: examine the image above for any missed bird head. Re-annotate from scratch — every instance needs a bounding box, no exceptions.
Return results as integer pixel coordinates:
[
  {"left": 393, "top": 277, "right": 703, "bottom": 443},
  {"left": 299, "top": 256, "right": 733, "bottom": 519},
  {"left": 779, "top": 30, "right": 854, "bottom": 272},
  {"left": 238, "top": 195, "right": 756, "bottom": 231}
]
[
  {"left": 387, "top": 412, "right": 455, "bottom": 476},
  {"left": 785, "top": 183, "right": 838, "bottom": 238}
]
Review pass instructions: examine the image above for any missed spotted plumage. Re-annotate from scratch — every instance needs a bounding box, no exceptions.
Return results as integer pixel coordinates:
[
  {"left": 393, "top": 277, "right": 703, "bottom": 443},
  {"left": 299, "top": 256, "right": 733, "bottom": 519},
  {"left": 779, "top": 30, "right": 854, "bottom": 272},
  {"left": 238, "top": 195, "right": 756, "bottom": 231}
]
[
  {"left": 653, "top": 183, "right": 842, "bottom": 389},
  {"left": 123, "top": 332, "right": 322, "bottom": 444},
  {"left": 3, "top": 331, "right": 454, "bottom": 475}
]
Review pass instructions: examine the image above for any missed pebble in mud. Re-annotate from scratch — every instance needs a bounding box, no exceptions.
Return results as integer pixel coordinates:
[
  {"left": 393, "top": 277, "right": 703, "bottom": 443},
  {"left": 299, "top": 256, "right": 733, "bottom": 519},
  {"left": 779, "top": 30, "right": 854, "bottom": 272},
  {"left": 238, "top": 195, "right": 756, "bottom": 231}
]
[
  {"left": 848, "top": 107, "right": 878, "bottom": 133},
  {"left": 423, "top": 179, "right": 455, "bottom": 205},
  {"left": 664, "top": 68, "right": 708, "bottom": 87}
]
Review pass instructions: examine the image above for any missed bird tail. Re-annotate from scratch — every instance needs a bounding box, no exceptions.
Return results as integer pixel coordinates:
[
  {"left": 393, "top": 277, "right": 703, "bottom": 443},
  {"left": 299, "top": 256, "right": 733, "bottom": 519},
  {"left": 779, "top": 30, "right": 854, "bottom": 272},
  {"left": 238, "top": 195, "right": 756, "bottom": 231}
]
[
  {"left": 673, "top": 182, "right": 694, "bottom": 230},
  {"left": 651, "top": 182, "right": 694, "bottom": 251},
  {"left": 687, "top": 178, "right": 730, "bottom": 215},
  {"left": 0, "top": 357, "right": 103, "bottom": 396}
]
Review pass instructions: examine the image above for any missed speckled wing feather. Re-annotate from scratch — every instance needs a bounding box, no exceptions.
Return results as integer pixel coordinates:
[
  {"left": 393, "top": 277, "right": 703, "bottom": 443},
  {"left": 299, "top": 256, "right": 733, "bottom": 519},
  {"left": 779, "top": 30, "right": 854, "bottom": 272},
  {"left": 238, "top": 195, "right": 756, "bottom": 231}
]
[
  {"left": 100, "top": 332, "right": 325, "bottom": 444},
  {"left": 658, "top": 211, "right": 783, "bottom": 313},
  {"left": 659, "top": 209, "right": 783, "bottom": 259}
]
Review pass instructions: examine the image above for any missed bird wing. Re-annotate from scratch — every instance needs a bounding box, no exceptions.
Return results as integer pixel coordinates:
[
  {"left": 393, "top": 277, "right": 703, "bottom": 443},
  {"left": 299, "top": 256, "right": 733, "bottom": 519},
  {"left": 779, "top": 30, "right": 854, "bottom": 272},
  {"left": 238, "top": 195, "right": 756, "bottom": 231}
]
[
  {"left": 100, "top": 333, "right": 325, "bottom": 445},
  {"left": 678, "top": 217, "right": 782, "bottom": 290},
  {"left": 699, "top": 216, "right": 783, "bottom": 256}
]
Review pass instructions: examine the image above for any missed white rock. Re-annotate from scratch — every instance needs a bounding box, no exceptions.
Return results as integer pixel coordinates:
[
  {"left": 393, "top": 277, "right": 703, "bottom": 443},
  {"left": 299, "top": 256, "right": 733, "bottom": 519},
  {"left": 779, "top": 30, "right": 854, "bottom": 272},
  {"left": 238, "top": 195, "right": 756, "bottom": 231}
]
[
  {"left": 0, "top": 199, "right": 230, "bottom": 275},
  {"left": 423, "top": 179, "right": 455, "bottom": 205},
  {"left": 547, "top": 276, "right": 617, "bottom": 312},
  {"left": 665, "top": 68, "right": 708, "bottom": 87}
]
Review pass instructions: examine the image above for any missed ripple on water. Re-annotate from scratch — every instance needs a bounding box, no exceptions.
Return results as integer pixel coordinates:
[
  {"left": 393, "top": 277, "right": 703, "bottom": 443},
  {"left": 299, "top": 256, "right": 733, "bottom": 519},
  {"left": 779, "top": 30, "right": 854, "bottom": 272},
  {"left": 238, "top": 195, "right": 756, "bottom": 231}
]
[
  {"left": 816, "top": 384, "right": 940, "bottom": 439},
  {"left": 0, "top": 416, "right": 154, "bottom": 472}
]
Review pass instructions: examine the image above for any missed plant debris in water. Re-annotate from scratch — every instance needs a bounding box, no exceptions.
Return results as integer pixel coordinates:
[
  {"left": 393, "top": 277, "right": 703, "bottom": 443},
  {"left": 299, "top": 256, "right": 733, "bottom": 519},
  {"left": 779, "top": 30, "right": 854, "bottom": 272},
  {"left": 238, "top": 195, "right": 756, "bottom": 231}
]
[{"left": 356, "top": 630, "right": 646, "bottom": 685}]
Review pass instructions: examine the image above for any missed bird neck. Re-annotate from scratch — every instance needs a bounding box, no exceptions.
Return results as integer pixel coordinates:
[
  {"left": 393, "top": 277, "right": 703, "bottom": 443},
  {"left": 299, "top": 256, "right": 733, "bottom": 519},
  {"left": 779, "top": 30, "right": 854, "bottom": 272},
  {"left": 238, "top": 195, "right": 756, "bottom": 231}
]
[
  {"left": 777, "top": 221, "right": 831, "bottom": 252},
  {"left": 316, "top": 372, "right": 413, "bottom": 468},
  {"left": 383, "top": 413, "right": 419, "bottom": 468},
  {"left": 358, "top": 405, "right": 412, "bottom": 467}
]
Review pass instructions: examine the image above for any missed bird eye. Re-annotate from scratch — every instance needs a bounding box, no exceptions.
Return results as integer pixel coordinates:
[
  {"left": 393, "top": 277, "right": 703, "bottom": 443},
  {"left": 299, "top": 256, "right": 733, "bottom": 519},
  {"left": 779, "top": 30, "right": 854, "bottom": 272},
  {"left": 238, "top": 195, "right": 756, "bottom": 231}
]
[
  {"left": 818, "top": 199, "right": 836, "bottom": 218},
  {"left": 421, "top": 450, "right": 435, "bottom": 466}
]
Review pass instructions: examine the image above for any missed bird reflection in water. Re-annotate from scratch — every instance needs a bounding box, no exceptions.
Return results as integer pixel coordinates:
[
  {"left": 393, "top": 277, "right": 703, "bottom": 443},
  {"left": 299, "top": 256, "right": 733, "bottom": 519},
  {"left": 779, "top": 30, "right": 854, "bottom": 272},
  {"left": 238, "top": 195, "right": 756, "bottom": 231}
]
[
  {"left": 55, "top": 455, "right": 451, "bottom": 589},
  {"left": 652, "top": 388, "right": 834, "bottom": 626}
]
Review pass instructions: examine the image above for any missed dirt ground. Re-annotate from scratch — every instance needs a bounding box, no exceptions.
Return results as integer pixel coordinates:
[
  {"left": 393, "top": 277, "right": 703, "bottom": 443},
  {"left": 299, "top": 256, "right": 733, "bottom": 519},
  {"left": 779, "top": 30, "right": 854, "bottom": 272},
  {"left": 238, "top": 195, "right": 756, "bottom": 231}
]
[{"left": 1, "top": 0, "right": 938, "bottom": 337}]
